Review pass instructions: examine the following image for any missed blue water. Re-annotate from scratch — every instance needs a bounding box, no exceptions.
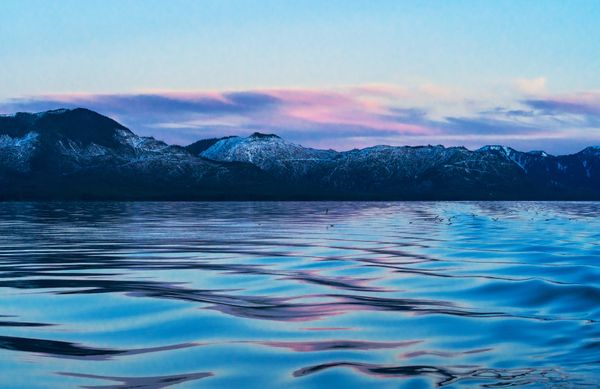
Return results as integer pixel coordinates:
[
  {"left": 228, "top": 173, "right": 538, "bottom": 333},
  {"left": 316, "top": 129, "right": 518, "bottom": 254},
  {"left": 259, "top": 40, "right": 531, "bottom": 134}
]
[{"left": 0, "top": 202, "right": 598, "bottom": 388}]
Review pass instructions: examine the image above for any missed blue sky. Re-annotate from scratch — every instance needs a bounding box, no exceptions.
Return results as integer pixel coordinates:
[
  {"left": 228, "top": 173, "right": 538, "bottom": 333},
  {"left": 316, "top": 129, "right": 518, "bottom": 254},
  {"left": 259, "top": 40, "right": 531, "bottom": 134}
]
[{"left": 1, "top": 0, "right": 600, "bottom": 153}]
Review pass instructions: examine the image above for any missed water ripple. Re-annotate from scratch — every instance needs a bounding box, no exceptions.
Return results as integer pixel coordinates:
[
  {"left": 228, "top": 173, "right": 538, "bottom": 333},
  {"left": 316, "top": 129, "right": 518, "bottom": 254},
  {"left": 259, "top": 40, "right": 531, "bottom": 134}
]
[{"left": 0, "top": 201, "right": 598, "bottom": 388}]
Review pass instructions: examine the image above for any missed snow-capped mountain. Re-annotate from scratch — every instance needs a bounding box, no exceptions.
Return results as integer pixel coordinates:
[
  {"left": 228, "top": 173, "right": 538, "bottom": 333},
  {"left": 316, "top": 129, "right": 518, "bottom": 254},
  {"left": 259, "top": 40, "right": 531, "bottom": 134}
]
[
  {"left": 0, "top": 108, "right": 193, "bottom": 169},
  {"left": 1, "top": 108, "right": 599, "bottom": 199},
  {"left": 196, "top": 132, "right": 338, "bottom": 179},
  {"left": 0, "top": 109, "right": 267, "bottom": 199},
  {"left": 197, "top": 132, "right": 599, "bottom": 199},
  {"left": 476, "top": 144, "right": 600, "bottom": 193}
]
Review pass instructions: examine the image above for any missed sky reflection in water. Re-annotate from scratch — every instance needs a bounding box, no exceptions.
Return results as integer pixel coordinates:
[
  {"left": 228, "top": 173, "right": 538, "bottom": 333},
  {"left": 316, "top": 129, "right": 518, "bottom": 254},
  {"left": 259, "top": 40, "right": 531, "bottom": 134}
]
[{"left": 0, "top": 201, "right": 598, "bottom": 388}]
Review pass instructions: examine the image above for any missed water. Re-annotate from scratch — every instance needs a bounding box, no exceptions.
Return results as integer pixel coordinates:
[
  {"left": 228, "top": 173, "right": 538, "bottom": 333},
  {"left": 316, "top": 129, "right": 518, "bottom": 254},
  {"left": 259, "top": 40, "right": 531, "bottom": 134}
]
[{"left": 0, "top": 202, "right": 598, "bottom": 388}]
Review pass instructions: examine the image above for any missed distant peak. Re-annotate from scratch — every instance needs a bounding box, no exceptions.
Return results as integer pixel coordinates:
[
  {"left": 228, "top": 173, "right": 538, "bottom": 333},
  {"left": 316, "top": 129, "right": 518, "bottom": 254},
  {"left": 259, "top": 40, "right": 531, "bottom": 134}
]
[
  {"left": 580, "top": 146, "right": 600, "bottom": 154},
  {"left": 33, "top": 108, "right": 71, "bottom": 116},
  {"left": 186, "top": 136, "right": 238, "bottom": 155},
  {"left": 249, "top": 132, "right": 281, "bottom": 139},
  {"left": 528, "top": 150, "right": 550, "bottom": 157},
  {"left": 33, "top": 107, "right": 77, "bottom": 114},
  {"left": 30, "top": 107, "right": 106, "bottom": 118},
  {"left": 478, "top": 145, "right": 513, "bottom": 154},
  {"left": 4, "top": 108, "right": 119, "bottom": 124}
]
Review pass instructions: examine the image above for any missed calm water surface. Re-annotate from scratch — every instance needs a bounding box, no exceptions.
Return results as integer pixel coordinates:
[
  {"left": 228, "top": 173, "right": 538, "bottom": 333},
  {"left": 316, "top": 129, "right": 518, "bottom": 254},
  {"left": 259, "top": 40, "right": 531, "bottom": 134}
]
[{"left": 0, "top": 202, "right": 599, "bottom": 388}]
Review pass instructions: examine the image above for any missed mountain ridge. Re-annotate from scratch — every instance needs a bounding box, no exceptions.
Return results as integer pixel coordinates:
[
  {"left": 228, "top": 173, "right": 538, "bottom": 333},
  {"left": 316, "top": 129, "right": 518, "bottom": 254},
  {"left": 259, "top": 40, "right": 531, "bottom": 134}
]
[{"left": 1, "top": 108, "right": 599, "bottom": 200}]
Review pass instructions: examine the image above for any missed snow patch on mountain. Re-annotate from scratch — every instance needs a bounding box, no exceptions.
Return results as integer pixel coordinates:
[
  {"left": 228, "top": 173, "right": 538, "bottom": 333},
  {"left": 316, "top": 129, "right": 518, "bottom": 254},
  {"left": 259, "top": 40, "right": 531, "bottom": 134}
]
[
  {"left": 0, "top": 132, "right": 39, "bottom": 172},
  {"left": 57, "top": 138, "right": 110, "bottom": 159},
  {"left": 115, "top": 129, "right": 169, "bottom": 152},
  {"left": 0, "top": 131, "right": 39, "bottom": 148},
  {"left": 528, "top": 150, "right": 549, "bottom": 157},
  {"left": 478, "top": 145, "right": 535, "bottom": 172},
  {"left": 201, "top": 132, "right": 337, "bottom": 174}
]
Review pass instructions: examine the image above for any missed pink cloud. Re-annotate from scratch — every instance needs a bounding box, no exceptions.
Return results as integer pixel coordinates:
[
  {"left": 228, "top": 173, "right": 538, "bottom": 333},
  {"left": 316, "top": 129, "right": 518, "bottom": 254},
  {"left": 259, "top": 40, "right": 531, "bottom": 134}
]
[
  {"left": 261, "top": 88, "right": 433, "bottom": 134},
  {"left": 2, "top": 84, "right": 600, "bottom": 154}
]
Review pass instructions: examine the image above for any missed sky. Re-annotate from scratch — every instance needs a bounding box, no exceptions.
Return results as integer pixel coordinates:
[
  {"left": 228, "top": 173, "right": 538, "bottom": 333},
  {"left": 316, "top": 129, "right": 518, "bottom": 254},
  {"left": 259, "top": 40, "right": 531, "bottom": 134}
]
[{"left": 1, "top": 0, "right": 600, "bottom": 154}]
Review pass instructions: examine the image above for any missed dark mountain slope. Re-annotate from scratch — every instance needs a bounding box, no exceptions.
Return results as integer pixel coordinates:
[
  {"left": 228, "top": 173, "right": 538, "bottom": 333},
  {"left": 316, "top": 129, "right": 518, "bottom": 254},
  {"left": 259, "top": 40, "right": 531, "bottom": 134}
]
[
  {"left": 0, "top": 109, "right": 271, "bottom": 200},
  {"left": 1, "top": 108, "right": 599, "bottom": 200},
  {"left": 196, "top": 134, "right": 600, "bottom": 199}
]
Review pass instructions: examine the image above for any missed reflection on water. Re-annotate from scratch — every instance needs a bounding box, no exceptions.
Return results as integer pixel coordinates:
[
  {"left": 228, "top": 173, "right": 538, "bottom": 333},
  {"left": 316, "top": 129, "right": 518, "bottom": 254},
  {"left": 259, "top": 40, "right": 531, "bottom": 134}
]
[{"left": 0, "top": 201, "right": 598, "bottom": 388}]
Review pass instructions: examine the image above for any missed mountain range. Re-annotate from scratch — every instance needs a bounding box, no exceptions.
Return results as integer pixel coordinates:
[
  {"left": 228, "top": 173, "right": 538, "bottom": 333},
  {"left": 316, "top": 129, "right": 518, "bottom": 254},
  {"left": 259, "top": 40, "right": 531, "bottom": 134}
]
[{"left": 0, "top": 108, "right": 598, "bottom": 200}]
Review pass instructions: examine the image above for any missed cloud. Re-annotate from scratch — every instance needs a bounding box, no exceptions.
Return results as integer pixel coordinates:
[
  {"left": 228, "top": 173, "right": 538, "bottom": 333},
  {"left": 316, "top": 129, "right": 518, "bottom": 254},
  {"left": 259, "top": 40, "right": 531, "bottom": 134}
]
[
  {"left": 383, "top": 108, "right": 429, "bottom": 125},
  {"left": 441, "top": 117, "right": 539, "bottom": 135},
  {"left": 50, "top": 92, "right": 277, "bottom": 115},
  {"left": 418, "top": 83, "right": 453, "bottom": 98},
  {"left": 514, "top": 77, "right": 547, "bottom": 95},
  {"left": 523, "top": 93, "right": 600, "bottom": 117},
  {"left": 1, "top": 85, "right": 599, "bottom": 154}
]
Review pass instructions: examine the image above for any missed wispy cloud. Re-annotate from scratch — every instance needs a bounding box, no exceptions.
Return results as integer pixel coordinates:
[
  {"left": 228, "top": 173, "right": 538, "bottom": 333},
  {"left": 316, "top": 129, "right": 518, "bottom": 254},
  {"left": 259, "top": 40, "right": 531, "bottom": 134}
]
[
  {"left": 1, "top": 85, "right": 599, "bottom": 153},
  {"left": 514, "top": 77, "right": 547, "bottom": 95},
  {"left": 523, "top": 92, "right": 600, "bottom": 120}
]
